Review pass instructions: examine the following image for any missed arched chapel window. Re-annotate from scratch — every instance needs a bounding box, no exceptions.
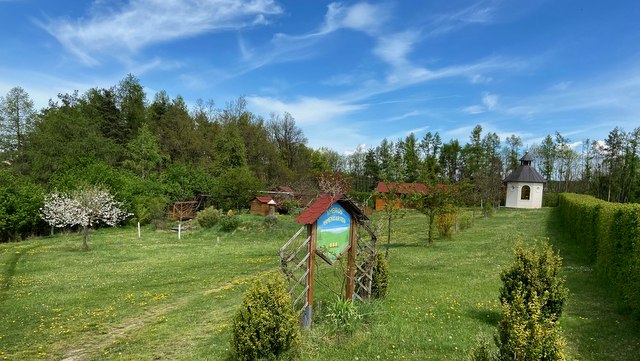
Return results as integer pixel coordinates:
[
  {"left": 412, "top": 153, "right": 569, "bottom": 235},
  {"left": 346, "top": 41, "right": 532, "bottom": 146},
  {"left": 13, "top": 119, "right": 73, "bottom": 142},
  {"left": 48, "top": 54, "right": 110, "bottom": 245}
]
[{"left": 521, "top": 185, "right": 531, "bottom": 200}]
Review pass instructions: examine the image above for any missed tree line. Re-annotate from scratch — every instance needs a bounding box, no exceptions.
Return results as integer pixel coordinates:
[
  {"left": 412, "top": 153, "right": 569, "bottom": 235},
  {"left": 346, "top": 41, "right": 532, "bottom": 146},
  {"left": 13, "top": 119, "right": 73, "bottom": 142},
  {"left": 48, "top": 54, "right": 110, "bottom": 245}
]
[{"left": 1, "top": 74, "right": 639, "bottom": 241}]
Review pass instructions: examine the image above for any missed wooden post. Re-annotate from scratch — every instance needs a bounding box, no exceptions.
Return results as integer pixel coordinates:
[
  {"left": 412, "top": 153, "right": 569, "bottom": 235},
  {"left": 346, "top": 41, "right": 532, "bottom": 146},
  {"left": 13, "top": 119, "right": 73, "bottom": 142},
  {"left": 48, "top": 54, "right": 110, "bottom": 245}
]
[
  {"left": 303, "top": 223, "right": 316, "bottom": 328},
  {"left": 345, "top": 217, "right": 357, "bottom": 300}
]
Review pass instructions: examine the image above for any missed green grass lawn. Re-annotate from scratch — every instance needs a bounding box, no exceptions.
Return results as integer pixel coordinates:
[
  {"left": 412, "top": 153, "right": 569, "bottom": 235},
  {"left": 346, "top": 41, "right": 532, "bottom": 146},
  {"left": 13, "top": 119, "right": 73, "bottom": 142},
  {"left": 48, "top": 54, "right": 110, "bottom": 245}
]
[{"left": 1, "top": 208, "right": 638, "bottom": 360}]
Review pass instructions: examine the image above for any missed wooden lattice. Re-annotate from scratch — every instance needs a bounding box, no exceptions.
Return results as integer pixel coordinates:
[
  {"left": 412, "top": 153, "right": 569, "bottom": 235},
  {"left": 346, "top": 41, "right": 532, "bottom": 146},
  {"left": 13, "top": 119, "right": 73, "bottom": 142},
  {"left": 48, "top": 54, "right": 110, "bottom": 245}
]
[
  {"left": 279, "top": 226, "right": 310, "bottom": 315},
  {"left": 353, "top": 221, "right": 377, "bottom": 302}
]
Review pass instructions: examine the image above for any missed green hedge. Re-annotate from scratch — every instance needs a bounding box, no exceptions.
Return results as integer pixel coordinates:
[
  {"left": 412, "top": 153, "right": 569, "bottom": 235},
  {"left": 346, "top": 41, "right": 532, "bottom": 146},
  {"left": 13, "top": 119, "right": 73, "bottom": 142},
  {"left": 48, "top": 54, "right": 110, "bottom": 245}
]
[{"left": 558, "top": 193, "right": 640, "bottom": 317}]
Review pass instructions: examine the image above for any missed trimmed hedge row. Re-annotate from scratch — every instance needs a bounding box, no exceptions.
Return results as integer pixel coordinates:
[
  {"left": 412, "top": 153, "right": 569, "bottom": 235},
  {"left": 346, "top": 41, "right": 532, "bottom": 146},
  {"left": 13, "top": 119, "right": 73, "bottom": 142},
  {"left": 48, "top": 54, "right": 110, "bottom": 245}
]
[{"left": 558, "top": 193, "right": 640, "bottom": 317}]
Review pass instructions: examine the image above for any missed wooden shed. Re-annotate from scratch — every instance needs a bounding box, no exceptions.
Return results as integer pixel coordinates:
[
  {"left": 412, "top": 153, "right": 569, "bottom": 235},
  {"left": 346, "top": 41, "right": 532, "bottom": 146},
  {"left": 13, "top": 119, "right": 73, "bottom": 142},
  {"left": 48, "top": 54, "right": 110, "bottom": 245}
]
[
  {"left": 170, "top": 201, "right": 198, "bottom": 221},
  {"left": 250, "top": 196, "right": 275, "bottom": 216},
  {"left": 375, "top": 182, "right": 428, "bottom": 210}
]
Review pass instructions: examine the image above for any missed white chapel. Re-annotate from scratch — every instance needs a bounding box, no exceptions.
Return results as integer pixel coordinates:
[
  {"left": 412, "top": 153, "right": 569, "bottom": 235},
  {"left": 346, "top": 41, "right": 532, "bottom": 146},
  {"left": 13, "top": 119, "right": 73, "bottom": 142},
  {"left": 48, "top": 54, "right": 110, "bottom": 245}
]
[{"left": 503, "top": 152, "right": 546, "bottom": 209}]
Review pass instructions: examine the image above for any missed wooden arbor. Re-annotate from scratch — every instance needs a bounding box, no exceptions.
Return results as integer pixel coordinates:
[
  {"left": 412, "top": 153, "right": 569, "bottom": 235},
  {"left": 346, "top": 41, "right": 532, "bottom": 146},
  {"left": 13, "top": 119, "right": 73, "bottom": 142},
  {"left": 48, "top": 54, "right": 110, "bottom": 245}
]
[{"left": 279, "top": 194, "right": 377, "bottom": 328}]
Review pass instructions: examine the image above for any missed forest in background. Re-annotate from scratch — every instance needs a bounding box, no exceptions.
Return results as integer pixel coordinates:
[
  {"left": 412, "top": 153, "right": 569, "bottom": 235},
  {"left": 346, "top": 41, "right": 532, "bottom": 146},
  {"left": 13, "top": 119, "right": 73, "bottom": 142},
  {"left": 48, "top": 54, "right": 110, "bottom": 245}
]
[{"left": 1, "top": 74, "right": 639, "bottom": 241}]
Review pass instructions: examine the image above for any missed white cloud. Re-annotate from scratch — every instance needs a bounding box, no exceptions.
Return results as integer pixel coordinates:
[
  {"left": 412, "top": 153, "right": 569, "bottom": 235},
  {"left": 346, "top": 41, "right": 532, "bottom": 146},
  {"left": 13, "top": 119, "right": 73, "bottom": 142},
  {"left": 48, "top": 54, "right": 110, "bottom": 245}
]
[
  {"left": 428, "top": 2, "right": 497, "bottom": 37},
  {"left": 246, "top": 95, "right": 365, "bottom": 125},
  {"left": 470, "top": 74, "right": 492, "bottom": 84},
  {"left": 482, "top": 93, "right": 499, "bottom": 110},
  {"left": 322, "top": 2, "right": 390, "bottom": 35},
  {"left": 549, "top": 81, "right": 572, "bottom": 91},
  {"left": 462, "top": 105, "right": 485, "bottom": 114},
  {"left": 41, "top": 0, "right": 283, "bottom": 65},
  {"left": 373, "top": 30, "right": 422, "bottom": 69}
]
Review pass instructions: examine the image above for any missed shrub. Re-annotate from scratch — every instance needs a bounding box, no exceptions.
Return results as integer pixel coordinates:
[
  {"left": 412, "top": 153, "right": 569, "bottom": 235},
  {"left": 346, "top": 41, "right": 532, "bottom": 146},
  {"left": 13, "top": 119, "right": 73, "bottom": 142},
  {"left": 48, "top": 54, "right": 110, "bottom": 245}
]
[
  {"left": 371, "top": 252, "right": 389, "bottom": 299},
  {"left": 0, "top": 170, "right": 45, "bottom": 241},
  {"left": 458, "top": 211, "right": 474, "bottom": 231},
  {"left": 495, "top": 289, "right": 566, "bottom": 361},
  {"left": 132, "top": 195, "right": 167, "bottom": 225},
  {"left": 326, "top": 297, "right": 362, "bottom": 337},
  {"left": 196, "top": 207, "right": 222, "bottom": 228},
  {"left": 278, "top": 199, "right": 300, "bottom": 215},
  {"left": 436, "top": 205, "right": 458, "bottom": 239},
  {"left": 230, "top": 273, "right": 300, "bottom": 361},
  {"left": 468, "top": 336, "right": 496, "bottom": 361},
  {"left": 262, "top": 214, "right": 278, "bottom": 229},
  {"left": 499, "top": 242, "right": 568, "bottom": 321},
  {"left": 220, "top": 213, "right": 241, "bottom": 232}
]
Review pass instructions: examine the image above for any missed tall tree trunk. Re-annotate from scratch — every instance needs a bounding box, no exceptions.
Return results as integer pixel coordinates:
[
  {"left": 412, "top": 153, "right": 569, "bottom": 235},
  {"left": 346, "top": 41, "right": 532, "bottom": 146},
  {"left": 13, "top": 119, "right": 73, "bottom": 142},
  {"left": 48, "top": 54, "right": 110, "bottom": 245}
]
[{"left": 82, "top": 226, "right": 89, "bottom": 251}]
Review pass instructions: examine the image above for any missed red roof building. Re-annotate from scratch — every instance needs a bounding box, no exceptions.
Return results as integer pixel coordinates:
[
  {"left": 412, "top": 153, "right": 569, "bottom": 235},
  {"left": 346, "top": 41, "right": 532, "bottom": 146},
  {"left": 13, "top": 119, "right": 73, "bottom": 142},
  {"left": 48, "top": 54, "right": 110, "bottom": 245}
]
[
  {"left": 375, "top": 181, "right": 429, "bottom": 210},
  {"left": 250, "top": 196, "right": 276, "bottom": 216}
]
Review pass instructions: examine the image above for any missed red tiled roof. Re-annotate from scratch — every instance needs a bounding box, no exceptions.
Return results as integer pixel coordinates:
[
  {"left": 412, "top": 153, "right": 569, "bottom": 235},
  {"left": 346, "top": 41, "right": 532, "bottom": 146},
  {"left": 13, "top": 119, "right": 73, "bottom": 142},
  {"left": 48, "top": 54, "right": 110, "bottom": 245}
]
[
  {"left": 376, "top": 181, "right": 429, "bottom": 194},
  {"left": 295, "top": 194, "right": 342, "bottom": 224},
  {"left": 254, "top": 196, "right": 273, "bottom": 204}
]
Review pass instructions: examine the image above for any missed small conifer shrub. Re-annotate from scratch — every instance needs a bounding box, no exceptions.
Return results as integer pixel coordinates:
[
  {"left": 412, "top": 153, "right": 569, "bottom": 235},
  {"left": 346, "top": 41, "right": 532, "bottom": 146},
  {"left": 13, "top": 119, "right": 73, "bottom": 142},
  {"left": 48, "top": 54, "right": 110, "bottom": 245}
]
[
  {"left": 499, "top": 242, "right": 568, "bottom": 320},
  {"left": 371, "top": 252, "right": 389, "bottom": 299},
  {"left": 230, "top": 273, "right": 300, "bottom": 361}
]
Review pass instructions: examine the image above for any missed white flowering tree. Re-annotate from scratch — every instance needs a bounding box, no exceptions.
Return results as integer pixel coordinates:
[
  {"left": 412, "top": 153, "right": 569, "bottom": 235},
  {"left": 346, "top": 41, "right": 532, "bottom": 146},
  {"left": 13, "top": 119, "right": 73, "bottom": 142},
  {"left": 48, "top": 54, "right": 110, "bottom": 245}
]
[{"left": 41, "top": 186, "right": 130, "bottom": 251}]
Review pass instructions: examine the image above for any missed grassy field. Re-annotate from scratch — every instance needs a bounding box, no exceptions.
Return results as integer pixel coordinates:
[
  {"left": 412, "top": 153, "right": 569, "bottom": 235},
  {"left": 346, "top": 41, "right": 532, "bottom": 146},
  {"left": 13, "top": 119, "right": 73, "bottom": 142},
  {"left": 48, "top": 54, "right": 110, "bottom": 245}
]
[{"left": 1, "top": 208, "right": 638, "bottom": 360}]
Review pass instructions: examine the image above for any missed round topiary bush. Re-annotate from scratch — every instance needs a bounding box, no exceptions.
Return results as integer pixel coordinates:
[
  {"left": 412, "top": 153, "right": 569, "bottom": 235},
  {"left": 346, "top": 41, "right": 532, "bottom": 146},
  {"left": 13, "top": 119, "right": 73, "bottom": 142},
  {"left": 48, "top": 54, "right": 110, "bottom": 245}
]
[
  {"left": 230, "top": 273, "right": 300, "bottom": 361},
  {"left": 196, "top": 207, "right": 222, "bottom": 228},
  {"left": 371, "top": 252, "right": 389, "bottom": 299},
  {"left": 220, "top": 211, "right": 241, "bottom": 232}
]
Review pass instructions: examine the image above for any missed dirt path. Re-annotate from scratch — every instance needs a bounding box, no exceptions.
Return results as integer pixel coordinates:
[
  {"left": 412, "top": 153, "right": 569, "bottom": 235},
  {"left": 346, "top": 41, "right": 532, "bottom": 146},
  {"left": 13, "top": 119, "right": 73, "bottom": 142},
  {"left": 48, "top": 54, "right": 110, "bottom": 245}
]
[{"left": 60, "top": 276, "right": 256, "bottom": 361}]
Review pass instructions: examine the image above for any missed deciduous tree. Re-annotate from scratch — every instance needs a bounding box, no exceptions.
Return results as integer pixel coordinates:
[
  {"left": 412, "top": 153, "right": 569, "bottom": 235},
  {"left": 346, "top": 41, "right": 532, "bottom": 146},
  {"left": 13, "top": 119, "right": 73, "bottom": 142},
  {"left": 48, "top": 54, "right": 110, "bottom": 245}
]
[{"left": 41, "top": 186, "right": 129, "bottom": 251}]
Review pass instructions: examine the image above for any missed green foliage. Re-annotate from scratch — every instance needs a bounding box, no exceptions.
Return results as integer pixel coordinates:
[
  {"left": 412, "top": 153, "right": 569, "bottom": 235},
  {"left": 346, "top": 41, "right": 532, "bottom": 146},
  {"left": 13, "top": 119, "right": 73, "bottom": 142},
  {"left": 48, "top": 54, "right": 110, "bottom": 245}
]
[
  {"left": 542, "top": 192, "right": 559, "bottom": 207},
  {"left": 495, "top": 289, "right": 566, "bottom": 361},
  {"left": 458, "top": 211, "right": 474, "bottom": 231},
  {"left": 262, "top": 214, "right": 278, "bottom": 229},
  {"left": 558, "top": 193, "right": 640, "bottom": 317},
  {"left": 468, "top": 337, "right": 496, "bottom": 361},
  {"left": 220, "top": 213, "right": 241, "bottom": 232},
  {"left": 410, "top": 183, "right": 458, "bottom": 244},
  {"left": 213, "top": 167, "right": 264, "bottom": 211},
  {"left": 371, "top": 252, "right": 389, "bottom": 299},
  {"left": 348, "top": 191, "right": 373, "bottom": 208},
  {"left": 161, "top": 163, "right": 216, "bottom": 203},
  {"left": 0, "top": 170, "right": 44, "bottom": 241},
  {"left": 196, "top": 207, "right": 222, "bottom": 228},
  {"left": 325, "top": 297, "right": 362, "bottom": 337},
  {"left": 132, "top": 195, "right": 167, "bottom": 225},
  {"left": 230, "top": 273, "right": 300, "bottom": 361},
  {"left": 499, "top": 242, "right": 568, "bottom": 321},
  {"left": 436, "top": 205, "right": 458, "bottom": 239},
  {"left": 278, "top": 199, "right": 300, "bottom": 215}
]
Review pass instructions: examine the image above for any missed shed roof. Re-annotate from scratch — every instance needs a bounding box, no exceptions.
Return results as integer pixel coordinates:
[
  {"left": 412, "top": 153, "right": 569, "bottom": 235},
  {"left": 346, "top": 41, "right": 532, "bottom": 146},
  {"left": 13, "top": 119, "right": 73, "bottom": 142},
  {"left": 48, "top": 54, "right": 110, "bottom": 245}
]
[
  {"left": 376, "top": 181, "right": 429, "bottom": 194},
  {"left": 253, "top": 196, "right": 274, "bottom": 204},
  {"left": 295, "top": 194, "right": 368, "bottom": 225}
]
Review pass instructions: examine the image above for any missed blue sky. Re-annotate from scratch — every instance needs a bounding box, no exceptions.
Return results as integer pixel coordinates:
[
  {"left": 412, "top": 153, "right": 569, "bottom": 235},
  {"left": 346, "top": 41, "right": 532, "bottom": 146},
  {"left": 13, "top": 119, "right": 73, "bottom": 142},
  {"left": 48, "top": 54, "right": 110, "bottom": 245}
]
[{"left": 1, "top": 0, "right": 639, "bottom": 154}]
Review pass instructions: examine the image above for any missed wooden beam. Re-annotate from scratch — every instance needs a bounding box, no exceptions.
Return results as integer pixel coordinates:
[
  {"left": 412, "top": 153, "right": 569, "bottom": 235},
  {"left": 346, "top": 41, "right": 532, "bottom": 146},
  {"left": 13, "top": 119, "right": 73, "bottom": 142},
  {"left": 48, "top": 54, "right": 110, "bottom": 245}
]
[
  {"left": 303, "top": 223, "right": 316, "bottom": 328},
  {"left": 345, "top": 217, "right": 357, "bottom": 300}
]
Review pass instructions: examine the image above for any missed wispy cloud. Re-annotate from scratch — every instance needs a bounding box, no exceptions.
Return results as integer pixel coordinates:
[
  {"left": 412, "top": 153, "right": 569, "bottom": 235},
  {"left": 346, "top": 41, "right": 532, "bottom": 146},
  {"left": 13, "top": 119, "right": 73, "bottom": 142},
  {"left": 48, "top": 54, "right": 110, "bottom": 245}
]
[
  {"left": 41, "top": 0, "right": 283, "bottom": 65},
  {"left": 246, "top": 95, "right": 365, "bottom": 125},
  {"left": 235, "top": 2, "right": 390, "bottom": 74},
  {"left": 427, "top": 1, "right": 498, "bottom": 37},
  {"left": 321, "top": 2, "right": 390, "bottom": 35}
]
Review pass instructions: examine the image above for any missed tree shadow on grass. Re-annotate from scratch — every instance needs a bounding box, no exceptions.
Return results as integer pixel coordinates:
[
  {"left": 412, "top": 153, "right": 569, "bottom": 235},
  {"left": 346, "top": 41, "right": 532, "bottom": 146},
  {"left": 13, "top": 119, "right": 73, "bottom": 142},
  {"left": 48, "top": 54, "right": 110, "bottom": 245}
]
[
  {"left": 385, "top": 242, "right": 426, "bottom": 249},
  {"left": 465, "top": 308, "right": 501, "bottom": 327}
]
